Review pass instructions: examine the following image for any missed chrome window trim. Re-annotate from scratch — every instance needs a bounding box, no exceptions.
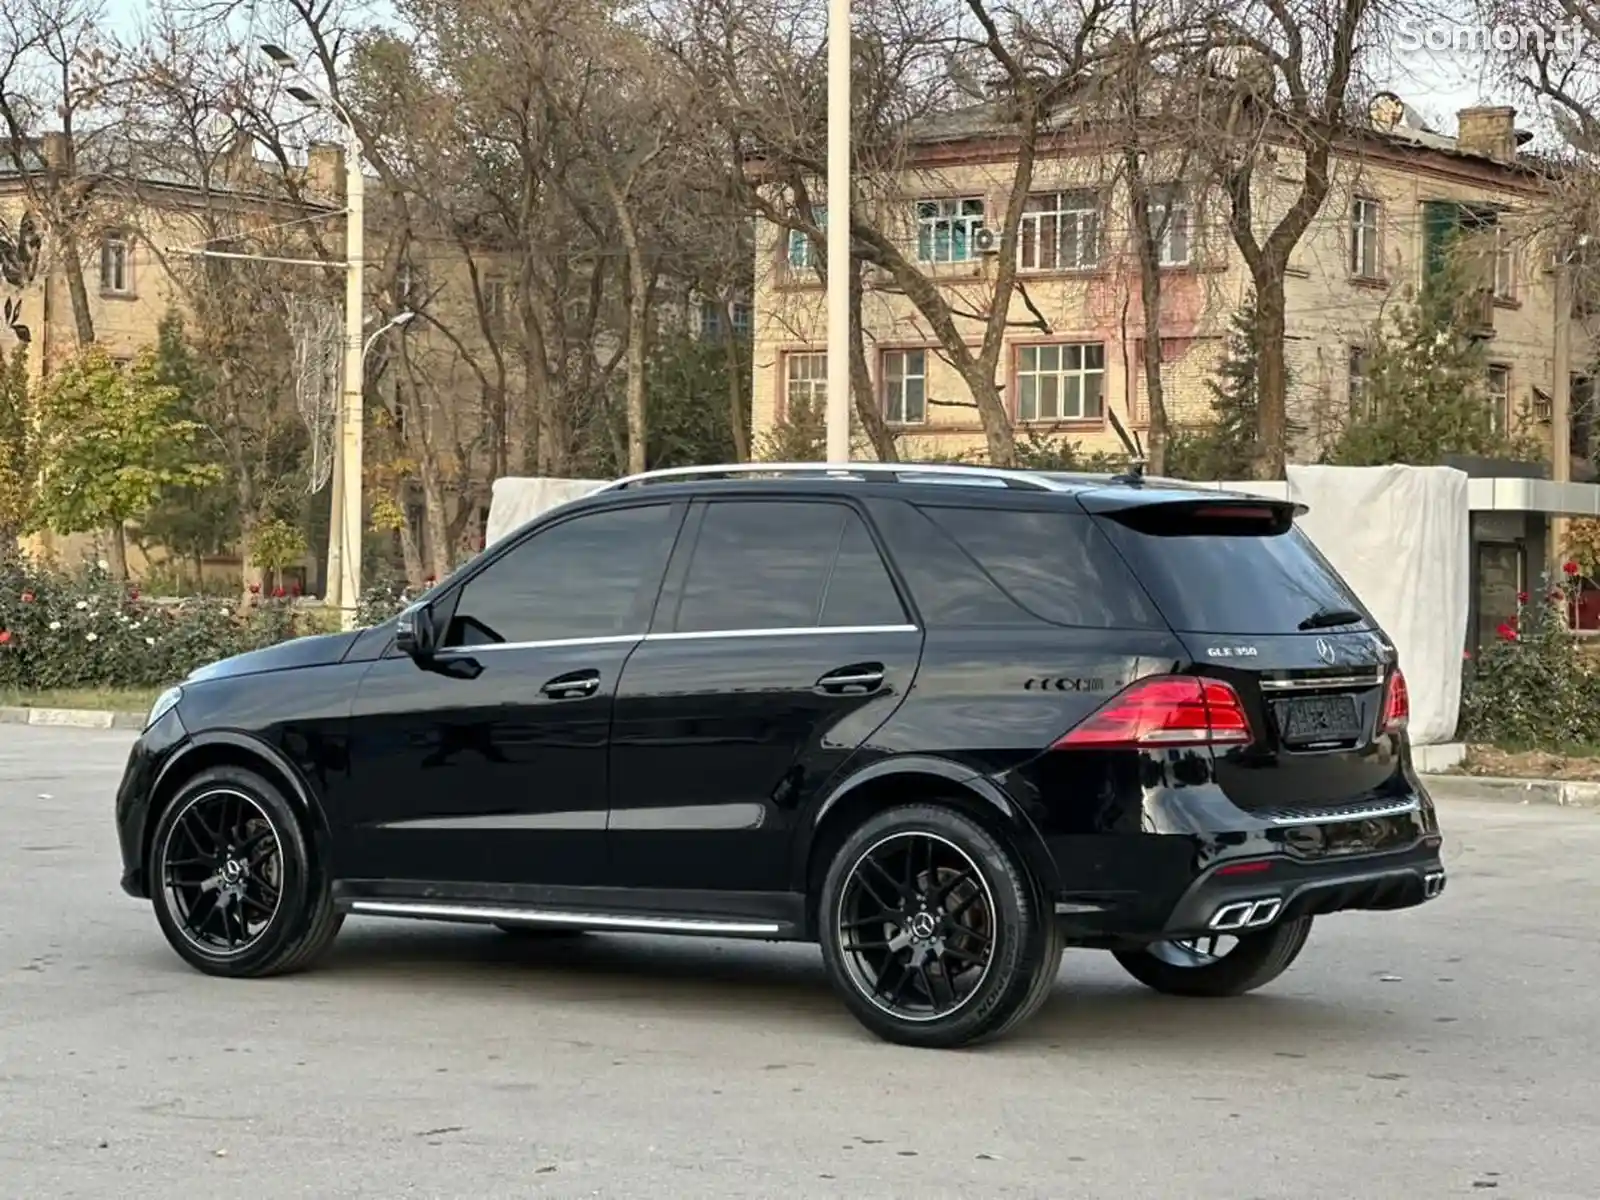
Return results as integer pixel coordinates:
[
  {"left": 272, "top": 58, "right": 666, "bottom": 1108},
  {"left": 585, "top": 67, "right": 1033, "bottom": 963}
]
[{"left": 435, "top": 624, "right": 921, "bottom": 655}]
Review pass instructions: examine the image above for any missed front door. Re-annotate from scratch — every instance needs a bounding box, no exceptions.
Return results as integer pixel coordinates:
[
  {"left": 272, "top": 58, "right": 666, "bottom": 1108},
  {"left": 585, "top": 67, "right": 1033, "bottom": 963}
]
[
  {"left": 608, "top": 497, "right": 922, "bottom": 894},
  {"left": 338, "top": 500, "right": 685, "bottom": 888}
]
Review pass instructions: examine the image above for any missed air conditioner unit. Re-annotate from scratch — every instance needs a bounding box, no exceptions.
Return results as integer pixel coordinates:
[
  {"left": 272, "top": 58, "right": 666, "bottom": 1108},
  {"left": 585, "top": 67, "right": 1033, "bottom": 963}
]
[{"left": 974, "top": 228, "right": 1001, "bottom": 256}]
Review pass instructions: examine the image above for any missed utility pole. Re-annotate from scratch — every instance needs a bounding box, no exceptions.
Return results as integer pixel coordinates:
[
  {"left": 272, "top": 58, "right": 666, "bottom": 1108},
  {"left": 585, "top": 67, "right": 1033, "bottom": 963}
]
[
  {"left": 824, "top": 0, "right": 851, "bottom": 464},
  {"left": 335, "top": 135, "right": 365, "bottom": 627},
  {"left": 1551, "top": 253, "right": 1573, "bottom": 585},
  {"left": 263, "top": 43, "right": 367, "bottom": 629}
]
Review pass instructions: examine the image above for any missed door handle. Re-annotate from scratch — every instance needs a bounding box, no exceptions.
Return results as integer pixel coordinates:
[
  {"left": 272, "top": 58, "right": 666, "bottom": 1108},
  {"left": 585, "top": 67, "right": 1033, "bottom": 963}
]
[
  {"left": 540, "top": 670, "right": 600, "bottom": 700},
  {"left": 816, "top": 664, "right": 886, "bottom": 695}
]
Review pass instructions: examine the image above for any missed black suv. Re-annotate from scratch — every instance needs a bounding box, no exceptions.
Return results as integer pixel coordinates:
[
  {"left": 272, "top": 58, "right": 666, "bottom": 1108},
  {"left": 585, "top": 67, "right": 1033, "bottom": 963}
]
[{"left": 114, "top": 463, "right": 1445, "bottom": 1047}]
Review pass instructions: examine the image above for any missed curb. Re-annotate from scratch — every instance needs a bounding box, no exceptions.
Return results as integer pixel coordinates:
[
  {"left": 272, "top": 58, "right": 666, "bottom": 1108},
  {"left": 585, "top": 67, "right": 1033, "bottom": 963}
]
[
  {"left": 1422, "top": 772, "right": 1600, "bottom": 809},
  {"left": 0, "top": 707, "right": 145, "bottom": 731}
]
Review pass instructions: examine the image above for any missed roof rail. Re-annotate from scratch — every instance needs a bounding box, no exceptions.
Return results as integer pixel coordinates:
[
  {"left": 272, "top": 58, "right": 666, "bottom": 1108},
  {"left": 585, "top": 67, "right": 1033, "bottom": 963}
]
[{"left": 600, "top": 461, "right": 1069, "bottom": 492}]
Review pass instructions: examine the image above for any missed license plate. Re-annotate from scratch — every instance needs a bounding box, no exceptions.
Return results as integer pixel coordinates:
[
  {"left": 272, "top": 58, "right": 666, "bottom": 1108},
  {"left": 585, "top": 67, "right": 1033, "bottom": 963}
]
[{"left": 1278, "top": 695, "right": 1361, "bottom": 745}]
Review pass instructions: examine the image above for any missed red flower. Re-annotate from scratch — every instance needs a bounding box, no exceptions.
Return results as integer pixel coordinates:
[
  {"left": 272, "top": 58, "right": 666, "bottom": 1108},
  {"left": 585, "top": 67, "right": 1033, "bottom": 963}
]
[
  {"left": 249, "top": 583, "right": 260, "bottom": 595},
  {"left": 1496, "top": 622, "right": 1517, "bottom": 641},
  {"left": 1564, "top": 560, "right": 1580, "bottom": 576},
  {"left": 272, "top": 586, "right": 285, "bottom": 598},
  {"left": 1462, "top": 648, "right": 1472, "bottom": 660},
  {"left": 290, "top": 582, "right": 302, "bottom": 596},
  {"left": 0, "top": 629, "right": 11, "bottom": 646},
  {"left": 1517, "top": 591, "right": 1528, "bottom": 604},
  {"left": 19, "top": 590, "right": 33, "bottom": 603}
]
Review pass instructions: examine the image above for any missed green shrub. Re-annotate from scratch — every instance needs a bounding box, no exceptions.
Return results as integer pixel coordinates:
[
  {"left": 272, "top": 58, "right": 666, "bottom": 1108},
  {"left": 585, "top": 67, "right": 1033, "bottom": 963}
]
[
  {"left": 1460, "top": 566, "right": 1598, "bottom": 748},
  {"left": 0, "top": 558, "right": 334, "bottom": 692}
]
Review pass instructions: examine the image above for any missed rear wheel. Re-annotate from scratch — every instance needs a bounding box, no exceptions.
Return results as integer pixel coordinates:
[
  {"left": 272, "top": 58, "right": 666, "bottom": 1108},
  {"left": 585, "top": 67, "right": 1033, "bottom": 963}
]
[
  {"left": 818, "top": 804, "right": 1052, "bottom": 1048},
  {"left": 149, "top": 766, "right": 342, "bottom": 978},
  {"left": 1112, "top": 917, "right": 1312, "bottom": 998}
]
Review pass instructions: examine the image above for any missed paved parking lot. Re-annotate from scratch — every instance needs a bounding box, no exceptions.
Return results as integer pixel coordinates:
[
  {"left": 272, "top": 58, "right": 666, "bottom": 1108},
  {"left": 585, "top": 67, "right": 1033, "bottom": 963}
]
[{"left": 3, "top": 725, "right": 1599, "bottom": 1198}]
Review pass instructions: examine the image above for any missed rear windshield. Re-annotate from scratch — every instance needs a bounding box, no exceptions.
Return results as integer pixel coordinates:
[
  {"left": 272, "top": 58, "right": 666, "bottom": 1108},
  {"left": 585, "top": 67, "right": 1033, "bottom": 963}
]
[{"left": 1094, "top": 506, "right": 1369, "bottom": 635}]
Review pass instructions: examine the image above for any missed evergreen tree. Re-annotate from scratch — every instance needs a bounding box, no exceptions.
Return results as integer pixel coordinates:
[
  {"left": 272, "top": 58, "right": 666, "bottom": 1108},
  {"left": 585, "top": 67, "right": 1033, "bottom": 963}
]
[
  {"left": 1165, "top": 293, "right": 1263, "bottom": 479},
  {"left": 1328, "top": 251, "right": 1540, "bottom": 466}
]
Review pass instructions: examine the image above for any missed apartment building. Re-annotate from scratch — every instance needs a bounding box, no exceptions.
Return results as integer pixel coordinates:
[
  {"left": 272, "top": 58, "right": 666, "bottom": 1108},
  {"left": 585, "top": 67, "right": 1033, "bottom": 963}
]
[
  {"left": 750, "top": 99, "right": 1597, "bottom": 471},
  {"left": 0, "top": 134, "right": 512, "bottom": 581}
]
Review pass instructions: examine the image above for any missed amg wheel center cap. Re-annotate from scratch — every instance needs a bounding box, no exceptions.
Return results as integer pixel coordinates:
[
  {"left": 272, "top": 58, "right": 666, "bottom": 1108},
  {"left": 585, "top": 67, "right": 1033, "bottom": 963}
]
[
  {"left": 909, "top": 911, "right": 937, "bottom": 939},
  {"left": 222, "top": 859, "right": 244, "bottom": 883}
]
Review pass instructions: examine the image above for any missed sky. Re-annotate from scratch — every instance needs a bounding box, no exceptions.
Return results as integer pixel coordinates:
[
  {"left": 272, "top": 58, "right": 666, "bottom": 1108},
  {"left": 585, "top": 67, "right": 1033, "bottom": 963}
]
[{"left": 97, "top": 0, "right": 1536, "bottom": 142}]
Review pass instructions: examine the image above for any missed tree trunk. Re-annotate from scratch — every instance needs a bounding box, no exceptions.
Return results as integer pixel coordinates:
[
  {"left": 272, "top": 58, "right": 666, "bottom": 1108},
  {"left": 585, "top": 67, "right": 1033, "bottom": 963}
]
[
  {"left": 418, "top": 460, "right": 451, "bottom": 580},
  {"left": 849, "top": 257, "right": 897, "bottom": 462},
  {"left": 60, "top": 230, "right": 96, "bottom": 345},
  {"left": 720, "top": 312, "right": 749, "bottom": 461},
  {"left": 399, "top": 514, "right": 425, "bottom": 587},
  {"left": 1125, "top": 153, "right": 1169, "bottom": 476},
  {"left": 107, "top": 523, "right": 128, "bottom": 583},
  {"left": 620, "top": 246, "right": 649, "bottom": 475},
  {"left": 1253, "top": 277, "right": 1290, "bottom": 478}
]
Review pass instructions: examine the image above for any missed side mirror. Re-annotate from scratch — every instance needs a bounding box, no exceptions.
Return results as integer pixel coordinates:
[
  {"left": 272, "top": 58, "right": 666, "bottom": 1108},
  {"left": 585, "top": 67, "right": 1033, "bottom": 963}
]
[{"left": 395, "top": 601, "right": 438, "bottom": 660}]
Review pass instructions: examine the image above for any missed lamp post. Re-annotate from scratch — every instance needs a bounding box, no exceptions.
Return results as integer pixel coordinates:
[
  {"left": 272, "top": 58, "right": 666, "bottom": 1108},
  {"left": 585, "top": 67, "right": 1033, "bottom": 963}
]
[
  {"left": 262, "top": 43, "right": 367, "bottom": 629},
  {"left": 825, "top": 0, "right": 851, "bottom": 463}
]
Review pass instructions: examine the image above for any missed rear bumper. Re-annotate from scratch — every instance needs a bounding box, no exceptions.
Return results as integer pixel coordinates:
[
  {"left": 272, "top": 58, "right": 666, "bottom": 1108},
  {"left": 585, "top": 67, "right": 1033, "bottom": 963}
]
[{"left": 1155, "top": 838, "right": 1444, "bottom": 939}]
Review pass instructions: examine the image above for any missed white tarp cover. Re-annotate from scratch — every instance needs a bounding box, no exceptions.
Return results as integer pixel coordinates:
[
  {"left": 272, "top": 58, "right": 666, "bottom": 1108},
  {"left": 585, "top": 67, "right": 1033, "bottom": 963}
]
[
  {"left": 1286, "top": 464, "right": 1469, "bottom": 745},
  {"left": 485, "top": 476, "right": 609, "bottom": 549}
]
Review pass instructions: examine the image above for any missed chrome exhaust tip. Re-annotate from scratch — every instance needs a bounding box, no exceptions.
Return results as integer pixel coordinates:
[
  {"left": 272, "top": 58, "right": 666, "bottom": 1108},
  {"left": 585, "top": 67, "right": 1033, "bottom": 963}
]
[
  {"left": 1244, "top": 898, "right": 1281, "bottom": 927},
  {"left": 1422, "top": 870, "right": 1446, "bottom": 899},
  {"left": 1208, "top": 901, "right": 1256, "bottom": 931}
]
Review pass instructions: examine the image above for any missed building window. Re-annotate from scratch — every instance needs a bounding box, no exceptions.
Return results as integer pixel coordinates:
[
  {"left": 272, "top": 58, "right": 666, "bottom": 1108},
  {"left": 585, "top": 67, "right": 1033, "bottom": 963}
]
[
  {"left": 1349, "top": 346, "right": 1370, "bottom": 416},
  {"left": 395, "top": 260, "right": 421, "bottom": 306},
  {"left": 699, "top": 302, "right": 724, "bottom": 339},
  {"left": 1350, "top": 197, "right": 1381, "bottom": 278},
  {"left": 1493, "top": 229, "right": 1515, "bottom": 299},
  {"left": 784, "top": 352, "right": 827, "bottom": 418},
  {"left": 915, "top": 197, "right": 985, "bottom": 264},
  {"left": 99, "top": 232, "right": 132, "bottom": 295},
  {"left": 1018, "top": 191, "right": 1100, "bottom": 271},
  {"left": 882, "top": 349, "right": 927, "bottom": 424},
  {"left": 1016, "top": 343, "right": 1105, "bottom": 422},
  {"left": 787, "top": 208, "right": 825, "bottom": 269},
  {"left": 731, "top": 302, "right": 752, "bottom": 336},
  {"left": 481, "top": 277, "right": 511, "bottom": 329},
  {"left": 1486, "top": 364, "right": 1510, "bottom": 434},
  {"left": 1147, "top": 185, "right": 1190, "bottom": 267}
]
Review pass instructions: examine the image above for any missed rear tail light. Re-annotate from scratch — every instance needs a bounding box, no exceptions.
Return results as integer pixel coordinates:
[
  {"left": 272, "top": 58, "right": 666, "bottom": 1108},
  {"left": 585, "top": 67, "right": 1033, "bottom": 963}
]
[
  {"left": 1052, "top": 676, "right": 1252, "bottom": 750},
  {"left": 1381, "top": 667, "right": 1409, "bottom": 732}
]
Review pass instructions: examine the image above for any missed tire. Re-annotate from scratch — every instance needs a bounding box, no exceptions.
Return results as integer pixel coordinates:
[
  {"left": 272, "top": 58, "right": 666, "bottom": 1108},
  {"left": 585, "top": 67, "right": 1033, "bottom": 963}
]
[
  {"left": 1112, "top": 917, "right": 1312, "bottom": 998},
  {"left": 148, "top": 766, "right": 342, "bottom": 978},
  {"left": 818, "top": 803, "right": 1052, "bottom": 1049},
  {"left": 493, "top": 923, "right": 586, "bottom": 940}
]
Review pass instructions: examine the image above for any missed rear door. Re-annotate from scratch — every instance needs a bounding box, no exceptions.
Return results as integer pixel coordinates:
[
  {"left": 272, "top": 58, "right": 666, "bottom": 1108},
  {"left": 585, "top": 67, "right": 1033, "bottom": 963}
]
[
  {"left": 1087, "top": 493, "right": 1405, "bottom": 811},
  {"left": 606, "top": 496, "right": 921, "bottom": 893}
]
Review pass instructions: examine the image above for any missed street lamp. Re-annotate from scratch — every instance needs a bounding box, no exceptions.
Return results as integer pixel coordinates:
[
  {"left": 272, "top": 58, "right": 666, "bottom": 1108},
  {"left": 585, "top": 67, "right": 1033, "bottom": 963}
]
[
  {"left": 825, "top": 0, "right": 850, "bottom": 463},
  {"left": 262, "top": 43, "right": 367, "bottom": 630},
  {"left": 364, "top": 309, "right": 415, "bottom": 362}
]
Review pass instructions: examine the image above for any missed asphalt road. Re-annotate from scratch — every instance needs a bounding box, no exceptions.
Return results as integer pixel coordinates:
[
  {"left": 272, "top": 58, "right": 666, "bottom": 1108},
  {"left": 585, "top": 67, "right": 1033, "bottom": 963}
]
[{"left": 3, "top": 726, "right": 1598, "bottom": 1199}]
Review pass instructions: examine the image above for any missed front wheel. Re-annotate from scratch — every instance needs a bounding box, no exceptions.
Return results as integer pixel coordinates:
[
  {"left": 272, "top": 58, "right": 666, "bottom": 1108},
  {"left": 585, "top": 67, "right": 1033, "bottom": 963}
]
[
  {"left": 1112, "top": 917, "right": 1312, "bottom": 998},
  {"left": 818, "top": 804, "right": 1054, "bottom": 1049},
  {"left": 148, "top": 766, "right": 342, "bottom": 978}
]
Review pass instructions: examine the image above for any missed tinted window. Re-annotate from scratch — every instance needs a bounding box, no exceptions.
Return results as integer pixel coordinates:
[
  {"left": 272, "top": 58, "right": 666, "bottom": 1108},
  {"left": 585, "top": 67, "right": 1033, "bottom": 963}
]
[
  {"left": 868, "top": 499, "right": 1035, "bottom": 626},
  {"left": 820, "top": 513, "right": 906, "bottom": 627},
  {"left": 1097, "top": 512, "right": 1367, "bottom": 634},
  {"left": 921, "top": 505, "right": 1162, "bottom": 629},
  {"left": 448, "top": 504, "right": 675, "bottom": 645},
  {"left": 674, "top": 501, "right": 848, "bottom": 631}
]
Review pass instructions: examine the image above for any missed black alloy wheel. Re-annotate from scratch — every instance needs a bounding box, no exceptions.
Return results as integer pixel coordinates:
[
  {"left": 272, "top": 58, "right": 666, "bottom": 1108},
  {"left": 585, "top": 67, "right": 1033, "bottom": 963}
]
[
  {"left": 149, "top": 766, "right": 344, "bottom": 978},
  {"left": 819, "top": 804, "right": 1058, "bottom": 1048},
  {"left": 161, "top": 788, "right": 284, "bottom": 956},
  {"left": 1113, "top": 917, "right": 1313, "bottom": 998}
]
